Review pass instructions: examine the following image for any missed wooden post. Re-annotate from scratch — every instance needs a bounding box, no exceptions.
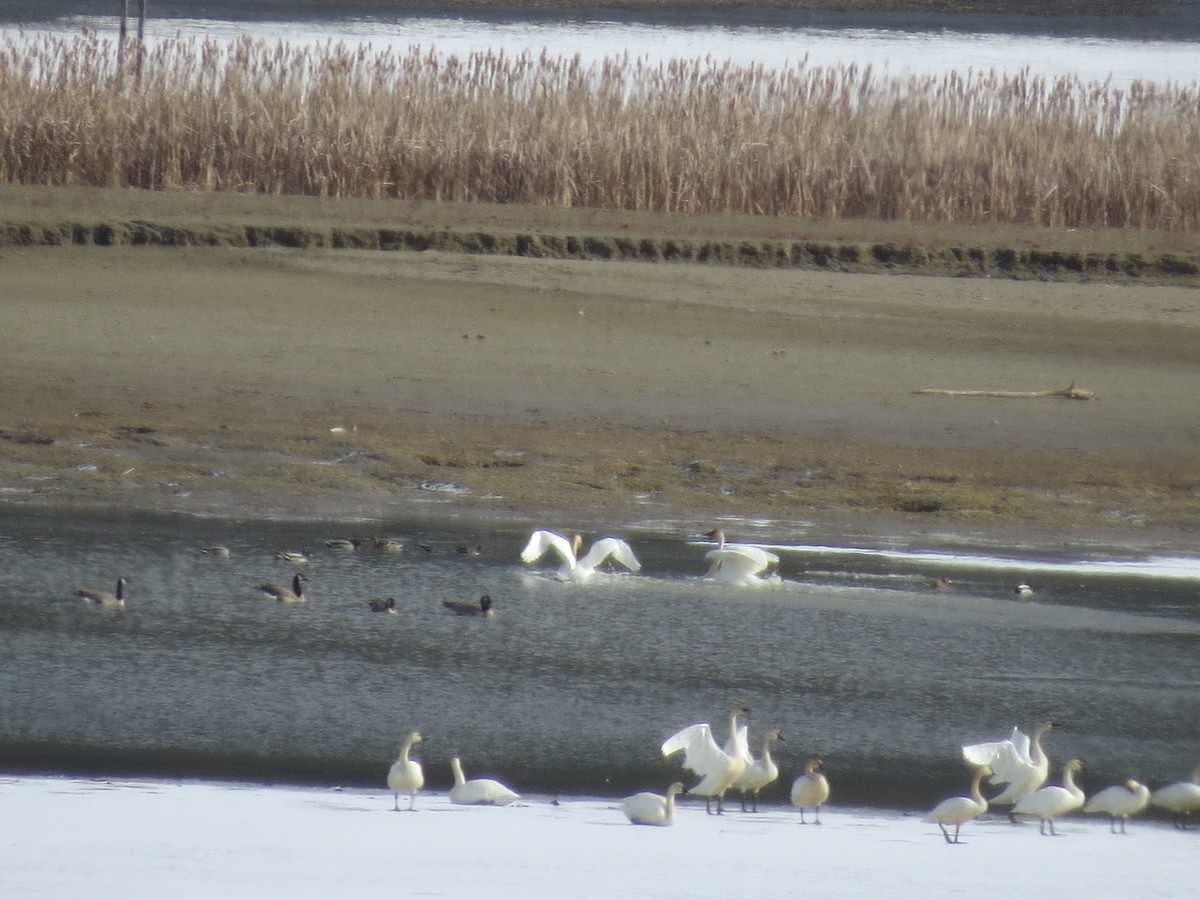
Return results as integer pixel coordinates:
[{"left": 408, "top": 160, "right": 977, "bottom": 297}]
[
  {"left": 118, "top": 0, "right": 128, "bottom": 68},
  {"left": 136, "top": 0, "right": 148, "bottom": 80}
]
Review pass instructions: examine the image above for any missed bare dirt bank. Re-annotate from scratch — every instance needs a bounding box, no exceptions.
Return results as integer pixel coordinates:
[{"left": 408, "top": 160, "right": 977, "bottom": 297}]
[{"left": 2, "top": 188, "right": 1198, "bottom": 546}]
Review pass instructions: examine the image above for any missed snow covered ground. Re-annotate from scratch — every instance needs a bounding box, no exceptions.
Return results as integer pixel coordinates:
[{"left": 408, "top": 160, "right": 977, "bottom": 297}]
[{"left": 3, "top": 775, "right": 1195, "bottom": 898}]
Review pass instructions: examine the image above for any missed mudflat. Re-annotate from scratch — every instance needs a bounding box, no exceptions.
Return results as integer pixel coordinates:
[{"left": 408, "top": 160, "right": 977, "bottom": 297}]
[{"left": 1, "top": 187, "right": 1198, "bottom": 545}]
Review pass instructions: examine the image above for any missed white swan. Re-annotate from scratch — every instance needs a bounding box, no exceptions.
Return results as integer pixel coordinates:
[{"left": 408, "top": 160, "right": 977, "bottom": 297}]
[
  {"left": 621, "top": 782, "right": 686, "bottom": 826},
  {"left": 259, "top": 573, "right": 308, "bottom": 604},
  {"left": 702, "top": 528, "right": 779, "bottom": 586},
  {"left": 387, "top": 731, "right": 425, "bottom": 811},
  {"left": 77, "top": 576, "right": 127, "bottom": 608},
  {"left": 961, "top": 720, "right": 1056, "bottom": 817},
  {"left": 1149, "top": 764, "right": 1200, "bottom": 829},
  {"left": 728, "top": 726, "right": 783, "bottom": 812},
  {"left": 922, "top": 764, "right": 991, "bottom": 844},
  {"left": 448, "top": 756, "right": 519, "bottom": 806},
  {"left": 661, "top": 705, "right": 749, "bottom": 815},
  {"left": 1083, "top": 779, "right": 1150, "bottom": 833},
  {"left": 519, "top": 530, "right": 641, "bottom": 583},
  {"left": 1012, "top": 758, "right": 1085, "bottom": 835},
  {"left": 790, "top": 758, "right": 831, "bottom": 824}
]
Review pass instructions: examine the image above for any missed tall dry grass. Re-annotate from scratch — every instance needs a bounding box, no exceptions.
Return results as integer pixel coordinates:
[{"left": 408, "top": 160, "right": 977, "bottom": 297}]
[{"left": 1, "top": 31, "right": 1197, "bottom": 230}]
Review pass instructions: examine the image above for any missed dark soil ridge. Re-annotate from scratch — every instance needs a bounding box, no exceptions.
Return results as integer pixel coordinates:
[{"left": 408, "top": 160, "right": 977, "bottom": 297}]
[{"left": 4, "top": 217, "right": 1198, "bottom": 285}]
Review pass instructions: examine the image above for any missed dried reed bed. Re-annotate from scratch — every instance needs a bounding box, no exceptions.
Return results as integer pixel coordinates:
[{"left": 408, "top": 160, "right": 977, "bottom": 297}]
[{"left": 1, "top": 32, "right": 1197, "bottom": 230}]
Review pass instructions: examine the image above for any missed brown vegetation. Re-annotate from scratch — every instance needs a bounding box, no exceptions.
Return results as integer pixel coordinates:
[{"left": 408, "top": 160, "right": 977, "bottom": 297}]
[{"left": 1, "top": 33, "right": 1197, "bottom": 230}]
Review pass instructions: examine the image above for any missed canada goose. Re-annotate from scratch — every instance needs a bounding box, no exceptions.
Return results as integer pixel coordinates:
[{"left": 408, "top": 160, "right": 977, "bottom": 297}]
[
  {"left": 77, "top": 576, "right": 128, "bottom": 608},
  {"left": 200, "top": 546, "right": 231, "bottom": 558},
  {"left": 661, "top": 706, "right": 750, "bottom": 815},
  {"left": 442, "top": 595, "right": 494, "bottom": 618},
  {"left": 275, "top": 549, "right": 310, "bottom": 564},
  {"left": 387, "top": 731, "right": 425, "bottom": 811},
  {"left": 791, "top": 758, "right": 831, "bottom": 824},
  {"left": 703, "top": 528, "right": 779, "bottom": 585},
  {"left": 519, "top": 530, "right": 641, "bottom": 583},
  {"left": 368, "top": 597, "right": 397, "bottom": 614},
  {"left": 259, "top": 573, "right": 308, "bottom": 604}
]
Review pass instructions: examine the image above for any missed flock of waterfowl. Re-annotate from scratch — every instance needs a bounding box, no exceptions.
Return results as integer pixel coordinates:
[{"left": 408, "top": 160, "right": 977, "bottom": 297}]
[
  {"left": 382, "top": 705, "right": 1199, "bottom": 836},
  {"left": 77, "top": 525, "right": 1038, "bottom": 614},
  {"left": 71, "top": 526, "right": 1195, "bottom": 839}
]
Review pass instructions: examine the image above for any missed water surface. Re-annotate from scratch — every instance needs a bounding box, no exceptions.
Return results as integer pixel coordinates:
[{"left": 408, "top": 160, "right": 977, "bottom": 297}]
[{"left": 2, "top": 508, "right": 1197, "bottom": 808}]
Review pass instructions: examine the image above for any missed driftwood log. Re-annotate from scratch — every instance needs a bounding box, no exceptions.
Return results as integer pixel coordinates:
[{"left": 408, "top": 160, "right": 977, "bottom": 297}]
[{"left": 914, "top": 381, "right": 1095, "bottom": 400}]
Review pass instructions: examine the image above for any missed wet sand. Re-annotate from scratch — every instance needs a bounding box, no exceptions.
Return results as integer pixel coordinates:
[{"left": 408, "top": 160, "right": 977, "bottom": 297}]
[{"left": 2, "top": 229, "right": 1198, "bottom": 544}]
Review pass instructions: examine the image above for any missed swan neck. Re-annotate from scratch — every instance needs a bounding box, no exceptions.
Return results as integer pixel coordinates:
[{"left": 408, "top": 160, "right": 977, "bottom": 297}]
[
  {"left": 451, "top": 758, "right": 466, "bottom": 786},
  {"left": 1063, "top": 763, "right": 1079, "bottom": 793},
  {"left": 970, "top": 768, "right": 988, "bottom": 804},
  {"left": 401, "top": 733, "right": 419, "bottom": 758}
]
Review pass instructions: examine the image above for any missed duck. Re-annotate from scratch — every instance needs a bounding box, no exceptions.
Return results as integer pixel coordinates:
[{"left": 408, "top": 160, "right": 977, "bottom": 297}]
[
  {"left": 930, "top": 577, "right": 954, "bottom": 590},
  {"left": 1014, "top": 582, "right": 1034, "bottom": 598},
  {"left": 325, "top": 538, "right": 361, "bottom": 551},
  {"left": 387, "top": 731, "right": 425, "bottom": 811},
  {"left": 519, "top": 530, "right": 641, "bottom": 583},
  {"left": 442, "top": 595, "right": 494, "bottom": 618},
  {"left": 790, "top": 758, "right": 831, "bottom": 824},
  {"left": 961, "top": 720, "right": 1057, "bottom": 819},
  {"left": 1012, "top": 758, "right": 1086, "bottom": 835},
  {"left": 1149, "top": 764, "right": 1200, "bottom": 829},
  {"left": 1083, "top": 778, "right": 1150, "bottom": 833},
  {"left": 275, "top": 549, "right": 310, "bottom": 564},
  {"left": 661, "top": 705, "right": 749, "bottom": 815},
  {"left": 455, "top": 544, "right": 484, "bottom": 557},
  {"left": 702, "top": 528, "right": 779, "bottom": 586},
  {"left": 372, "top": 538, "right": 405, "bottom": 553},
  {"left": 922, "top": 764, "right": 991, "bottom": 844},
  {"left": 621, "top": 782, "right": 686, "bottom": 827},
  {"left": 200, "top": 545, "right": 231, "bottom": 558},
  {"left": 77, "top": 576, "right": 128, "bottom": 608},
  {"left": 729, "top": 726, "right": 783, "bottom": 812},
  {"left": 448, "top": 756, "right": 520, "bottom": 806},
  {"left": 259, "top": 573, "right": 308, "bottom": 604},
  {"left": 368, "top": 597, "right": 396, "bottom": 614}
]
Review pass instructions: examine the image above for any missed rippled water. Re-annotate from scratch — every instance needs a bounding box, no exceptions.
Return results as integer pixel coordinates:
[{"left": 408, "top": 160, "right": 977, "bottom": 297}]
[{"left": 2, "top": 508, "right": 1197, "bottom": 809}]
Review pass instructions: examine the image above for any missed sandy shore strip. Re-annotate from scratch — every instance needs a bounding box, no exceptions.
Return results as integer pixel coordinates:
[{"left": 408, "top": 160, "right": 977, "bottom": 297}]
[
  {"left": 3, "top": 775, "right": 1196, "bottom": 898},
  {"left": 2, "top": 235, "right": 1199, "bottom": 541}
]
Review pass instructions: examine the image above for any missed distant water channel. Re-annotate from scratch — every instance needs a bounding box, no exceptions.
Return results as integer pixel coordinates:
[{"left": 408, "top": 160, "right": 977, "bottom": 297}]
[
  {"left": 5, "top": 9, "right": 1200, "bottom": 88},
  {"left": 2, "top": 508, "right": 1198, "bottom": 809}
]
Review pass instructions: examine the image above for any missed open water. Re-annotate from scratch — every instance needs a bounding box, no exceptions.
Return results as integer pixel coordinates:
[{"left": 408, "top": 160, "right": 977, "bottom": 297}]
[
  {"left": 3, "top": 5, "right": 1199, "bottom": 88},
  {"left": 2, "top": 507, "right": 1197, "bottom": 808}
]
